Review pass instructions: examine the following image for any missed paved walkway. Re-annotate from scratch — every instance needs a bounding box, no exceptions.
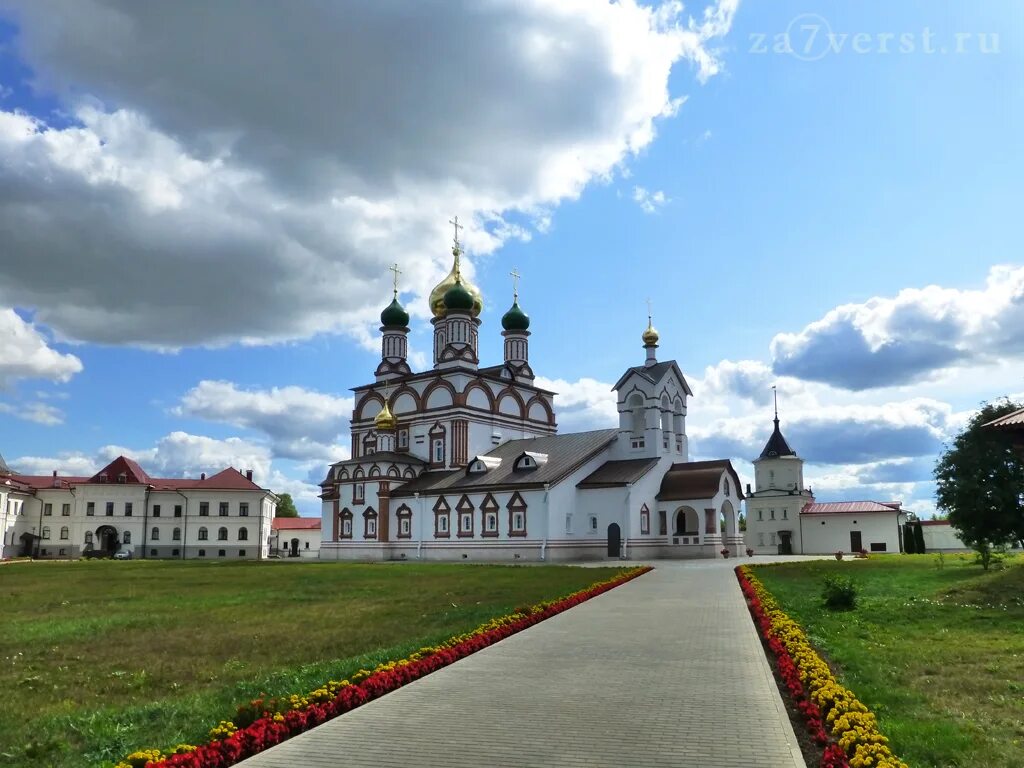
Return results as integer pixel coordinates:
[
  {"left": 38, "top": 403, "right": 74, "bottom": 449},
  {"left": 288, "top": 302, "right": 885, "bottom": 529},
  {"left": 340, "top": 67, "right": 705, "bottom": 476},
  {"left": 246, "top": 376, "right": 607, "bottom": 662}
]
[{"left": 239, "top": 558, "right": 806, "bottom": 768}]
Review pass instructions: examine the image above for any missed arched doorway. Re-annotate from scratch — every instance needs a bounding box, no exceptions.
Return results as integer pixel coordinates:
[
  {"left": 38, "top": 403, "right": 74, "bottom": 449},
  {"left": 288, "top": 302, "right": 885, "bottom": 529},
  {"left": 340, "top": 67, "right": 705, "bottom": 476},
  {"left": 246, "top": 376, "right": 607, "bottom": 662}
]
[
  {"left": 674, "top": 507, "right": 697, "bottom": 536},
  {"left": 18, "top": 532, "right": 38, "bottom": 558},
  {"left": 95, "top": 525, "right": 119, "bottom": 556},
  {"left": 289, "top": 538, "right": 300, "bottom": 557},
  {"left": 607, "top": 523, "right": 621, "bottom": 557}
]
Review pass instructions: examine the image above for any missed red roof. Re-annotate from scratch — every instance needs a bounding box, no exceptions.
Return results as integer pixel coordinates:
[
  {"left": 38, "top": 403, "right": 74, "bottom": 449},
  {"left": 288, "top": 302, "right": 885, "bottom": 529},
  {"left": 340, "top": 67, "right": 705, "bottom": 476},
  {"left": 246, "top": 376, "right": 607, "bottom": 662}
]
[
  {"left": 801, "top": 501, "right": 904, "bottom": 515},
  {"left": 9, "top": 458, "right": 266, "bottom": 492},
  {"left": 272, "top": 517, "right": 321, "bottom": 531}
]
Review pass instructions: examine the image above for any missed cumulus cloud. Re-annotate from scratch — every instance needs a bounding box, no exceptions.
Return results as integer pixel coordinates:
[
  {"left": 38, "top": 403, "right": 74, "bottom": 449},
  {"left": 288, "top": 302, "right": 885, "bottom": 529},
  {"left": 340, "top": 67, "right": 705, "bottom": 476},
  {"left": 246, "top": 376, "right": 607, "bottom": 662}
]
[
  {"left": 0, "top": 400, "right": 64, "bottom": 425},
  {"left": 633, "top": 185, "right": 669, "bottom": 213},
  {"left": 175, "top": 380, "right": 351, "bottom": 461},
  {"left": 535, "top": 375, "right": 618, "bottom": 431},
  {"left": 0, "top": 0, "right": 737, "bottom": 348},
  {"left": 0, "top": 308, "right": 82, "bottom": 386},
  {"left": 12, "top": 431, "right": 272, "bottom": 482},
  {"left": 770, "top": 264, "right": 1024, "bottom": 390}
]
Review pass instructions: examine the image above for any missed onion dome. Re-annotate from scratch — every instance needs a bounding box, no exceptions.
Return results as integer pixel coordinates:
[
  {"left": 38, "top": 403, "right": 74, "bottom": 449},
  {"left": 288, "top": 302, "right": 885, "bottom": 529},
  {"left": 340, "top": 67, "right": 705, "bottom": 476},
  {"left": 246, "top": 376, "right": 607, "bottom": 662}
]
[
  {"left": 501, "top": 300, "right": 530, "bottom": 331},
  {"left": 642, "top": 320, "right": 659, "bottom": 346},
  {"left": 444, "top": 276, "right": 475, "bottom": 312},
  {"left": 374, "top": 401, "right": 397, "bottom": 431},
  {"left": 380, "top": 295, "right": 409, "bottom": 327},
  {"left": 429, "top": 247, "right": 483, "bottom": 318}
]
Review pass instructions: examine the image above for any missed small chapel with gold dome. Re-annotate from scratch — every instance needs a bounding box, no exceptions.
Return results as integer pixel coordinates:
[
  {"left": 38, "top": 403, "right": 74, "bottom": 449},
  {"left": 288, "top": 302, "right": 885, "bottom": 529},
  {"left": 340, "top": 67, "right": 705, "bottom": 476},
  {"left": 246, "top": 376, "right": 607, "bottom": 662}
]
[{"left": 319, "top": 224, "right": 745, "bottom": 561}]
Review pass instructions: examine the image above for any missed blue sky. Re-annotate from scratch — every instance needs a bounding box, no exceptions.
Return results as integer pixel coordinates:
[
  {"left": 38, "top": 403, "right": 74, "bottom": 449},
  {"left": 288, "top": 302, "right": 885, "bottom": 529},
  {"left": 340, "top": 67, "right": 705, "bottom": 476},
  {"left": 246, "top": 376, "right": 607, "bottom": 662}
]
[{"left": 1, "top": 1, "right": 1021, "bottom": 516}]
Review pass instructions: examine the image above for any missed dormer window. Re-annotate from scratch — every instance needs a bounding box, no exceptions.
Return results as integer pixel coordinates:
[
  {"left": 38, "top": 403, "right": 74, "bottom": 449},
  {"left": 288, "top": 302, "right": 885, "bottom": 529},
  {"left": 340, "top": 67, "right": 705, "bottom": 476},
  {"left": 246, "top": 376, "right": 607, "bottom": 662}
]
[
  {"left": 118, "top": 473, "right": 127, "bottom": 484},
  {"left": 513, "top": 452, "right": 547, "bottom": 472},
  {"left": 467, "top": 456, "right": 502, "bottom": 475},
  {"left": 98, "top": 473, "right": 107, "bottom": 483}
]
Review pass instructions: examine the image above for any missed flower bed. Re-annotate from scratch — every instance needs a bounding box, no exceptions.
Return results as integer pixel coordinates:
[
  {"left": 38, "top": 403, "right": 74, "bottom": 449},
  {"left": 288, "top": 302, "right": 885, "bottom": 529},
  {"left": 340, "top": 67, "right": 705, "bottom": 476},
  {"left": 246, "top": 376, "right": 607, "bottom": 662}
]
[
  {"left": 735, "top": 566, "right": 907, "bottom": 768},
  {"left": 117, "top": 566, "right": 651, "bottom": 768}
]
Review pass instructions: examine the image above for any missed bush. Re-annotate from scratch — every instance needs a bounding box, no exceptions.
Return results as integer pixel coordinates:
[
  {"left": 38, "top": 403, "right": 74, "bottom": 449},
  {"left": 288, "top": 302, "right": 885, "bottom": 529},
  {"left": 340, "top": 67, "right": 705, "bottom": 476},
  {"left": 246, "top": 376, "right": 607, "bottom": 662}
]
[{"left": 821, "top": 573, "right": 857, "bottom": 610}]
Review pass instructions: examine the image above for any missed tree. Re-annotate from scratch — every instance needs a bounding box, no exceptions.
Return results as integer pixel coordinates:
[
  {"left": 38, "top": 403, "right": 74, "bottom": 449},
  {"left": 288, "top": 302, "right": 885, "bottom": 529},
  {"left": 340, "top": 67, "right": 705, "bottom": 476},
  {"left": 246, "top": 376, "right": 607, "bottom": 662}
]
[
  {"left": 275, "top": 493, "right": 299, "bottom": 518},
  {"left": 934, "top": 399, "right": 1024, "bottom": 568},
  {"left": 738, "top": 512, "right": 746, "bottom": 532}
]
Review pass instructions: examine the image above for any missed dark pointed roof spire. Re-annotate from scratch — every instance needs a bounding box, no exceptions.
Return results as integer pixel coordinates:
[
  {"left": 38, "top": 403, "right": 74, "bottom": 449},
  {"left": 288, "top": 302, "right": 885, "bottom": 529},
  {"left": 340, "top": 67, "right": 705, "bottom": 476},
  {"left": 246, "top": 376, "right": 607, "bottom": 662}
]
[
  {"left": 0, "top": 452, "right": 10, "bottom": 475},
  {"left": 760, "top": 386, "right": 796, "bottom": 458}
]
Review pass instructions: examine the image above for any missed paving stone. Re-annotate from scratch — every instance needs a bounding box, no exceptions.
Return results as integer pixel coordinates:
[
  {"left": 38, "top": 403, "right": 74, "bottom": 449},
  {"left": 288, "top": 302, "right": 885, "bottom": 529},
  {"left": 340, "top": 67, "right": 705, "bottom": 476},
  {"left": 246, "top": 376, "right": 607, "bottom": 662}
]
[{"left": 239, "top": 557, "right": 809, "bottom": 768}]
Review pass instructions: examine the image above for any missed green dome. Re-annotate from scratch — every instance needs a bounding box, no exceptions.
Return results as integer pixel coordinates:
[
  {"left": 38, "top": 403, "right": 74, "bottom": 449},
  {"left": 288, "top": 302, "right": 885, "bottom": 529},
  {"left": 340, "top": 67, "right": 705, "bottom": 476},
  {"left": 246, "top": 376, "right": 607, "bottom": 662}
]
[
  {"left": 501, "top": 300, "right": 530, "bottom": 331},
  {"left": 380, "top": 296, "right": 409, "bottom": 327},
  {"left": 444, "top": 279, "right": 475, "bottom": 312}
]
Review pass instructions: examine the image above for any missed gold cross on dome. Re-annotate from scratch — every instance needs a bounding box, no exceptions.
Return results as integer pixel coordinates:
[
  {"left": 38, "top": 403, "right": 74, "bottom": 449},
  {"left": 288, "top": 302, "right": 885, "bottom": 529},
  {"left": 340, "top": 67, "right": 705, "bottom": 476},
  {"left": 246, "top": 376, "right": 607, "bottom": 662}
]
[
  {"left": 388, "top": 263, "right": 402, "bottom": 295},
  {"left": 449, "top": 215, "right": 463, "bottom": 249},
  {"left": 646, "top": 297, "right": 653, "bottom": 324},
  {"left": 510, "top": 268, "right": 521, "bottom": 300}
]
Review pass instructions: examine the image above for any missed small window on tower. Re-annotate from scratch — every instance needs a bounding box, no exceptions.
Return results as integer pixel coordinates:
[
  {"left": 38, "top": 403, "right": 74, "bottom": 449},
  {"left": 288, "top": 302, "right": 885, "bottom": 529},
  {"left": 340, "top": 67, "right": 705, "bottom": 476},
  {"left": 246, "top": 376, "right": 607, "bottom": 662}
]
[{"left": 432, "top": 438, "right": 445, "bottom": 464}]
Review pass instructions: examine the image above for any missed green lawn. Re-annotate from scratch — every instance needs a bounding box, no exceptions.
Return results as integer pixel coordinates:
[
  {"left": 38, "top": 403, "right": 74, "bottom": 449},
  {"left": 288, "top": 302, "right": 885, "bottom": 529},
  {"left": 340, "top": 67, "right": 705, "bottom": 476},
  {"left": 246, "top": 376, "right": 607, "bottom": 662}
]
[
  {"left": 754, "top": 554, "right": 1024, "bottom": 768},
  {"left": 0, "top": 560, "right": 623, "bottom": 768}
]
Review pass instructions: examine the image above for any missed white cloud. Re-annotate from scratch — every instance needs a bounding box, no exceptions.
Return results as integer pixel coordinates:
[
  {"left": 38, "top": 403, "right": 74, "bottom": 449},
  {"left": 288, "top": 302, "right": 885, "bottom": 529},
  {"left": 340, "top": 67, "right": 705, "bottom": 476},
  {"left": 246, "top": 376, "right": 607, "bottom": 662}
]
[
  {"left": 0, "top": 401, "right": 64, "bottom": 425},
  {"left": 535, "top": 375, "right": 618, "bottom": 431},
  {"left": 632, "top": 185, "right": 669, "bottom": 213},
  {"left": 175, "top": 380, "right": 351, "bottom": 461},
  {"left": 0, "top": 308, "right": 82, "bottom": 386},
  {"left": 12, "top": 431, "right": 272, "bottom": 482},
  {"left": 770, "top": 264, "right": 1024, "bottom": 390},
  {"left": 0, "top": 0, "right": 737, "bottom": 348}
]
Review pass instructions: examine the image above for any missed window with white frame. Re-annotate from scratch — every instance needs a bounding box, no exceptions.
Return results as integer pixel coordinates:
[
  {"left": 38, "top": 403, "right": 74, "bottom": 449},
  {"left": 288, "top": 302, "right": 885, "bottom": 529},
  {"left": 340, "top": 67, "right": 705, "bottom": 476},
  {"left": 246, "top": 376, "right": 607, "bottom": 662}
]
[
  {"left": 151, "top": 527, "right": 159, "bottom": 541},
  {"left": 218, "top": 527, "right": 228, "bottom": 541},
  {"left": 41, "top": 526, "right": 50, "bottom": 539},
  {"left": 198, "top": 527, "right": 208, "bottom": 540},
  {"left": 400, "top": 517, "right": 411, "bottom": 537},
  {"left": 565, "top": 514, "right": 572, "bottom": 534},
  {"left": 44, "top": 503, "right": 52, "bottom": 516},
  {"left": 60, "top": 526, "right": 69, "bottom": 540},
  {"left": 432, "top": 438, "right": 444, "bottom": 464},
  {"left": 173, "top": 527, "right": 181, "bottom": 541},
  {"left": 589, "top": 515, "right": 598, "bottom": 532},
  {"left": 238, "top": 527, "right": 248, "bottom": 541},
  {"left": 398, "top": 430, "right": 409, "bottom": 449},
  {"left": 123, "top": 531, "right": 132, "bottom": 544},
  {"left": 239, "top": 502, "right": 249, "bottom": 517},
  {"left": 640, "top": 504, "right": 650, "bottom": 535}
]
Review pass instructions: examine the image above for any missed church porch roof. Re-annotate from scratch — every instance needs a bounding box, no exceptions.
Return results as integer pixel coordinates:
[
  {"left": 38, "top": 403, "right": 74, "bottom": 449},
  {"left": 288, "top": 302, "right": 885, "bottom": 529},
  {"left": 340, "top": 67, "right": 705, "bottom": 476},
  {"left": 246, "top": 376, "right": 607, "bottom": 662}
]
[
  {"left": 611, "top": 360, "right": 693, "bottom": 396},
  {"left": 656, "top": 460, "right": 743, "bottom": 502}
]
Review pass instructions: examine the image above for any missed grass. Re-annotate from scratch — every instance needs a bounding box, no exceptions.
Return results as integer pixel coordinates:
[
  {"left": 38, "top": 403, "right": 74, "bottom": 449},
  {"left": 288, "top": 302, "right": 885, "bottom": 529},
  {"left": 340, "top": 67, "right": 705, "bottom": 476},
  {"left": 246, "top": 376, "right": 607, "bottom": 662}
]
[
  {"left": 0, "top": 559, "right": 623, "bottom": 767},
  {"left": 753, "top": 554, "right": 1024, "bottom": 768}
]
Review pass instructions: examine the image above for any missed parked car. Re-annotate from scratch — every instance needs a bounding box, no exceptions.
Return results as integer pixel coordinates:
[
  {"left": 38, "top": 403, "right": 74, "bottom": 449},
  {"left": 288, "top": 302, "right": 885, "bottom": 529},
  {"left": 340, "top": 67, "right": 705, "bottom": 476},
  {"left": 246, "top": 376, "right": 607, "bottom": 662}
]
[{"left": 113, "top": 550, "right": 132, "bottom": 560}]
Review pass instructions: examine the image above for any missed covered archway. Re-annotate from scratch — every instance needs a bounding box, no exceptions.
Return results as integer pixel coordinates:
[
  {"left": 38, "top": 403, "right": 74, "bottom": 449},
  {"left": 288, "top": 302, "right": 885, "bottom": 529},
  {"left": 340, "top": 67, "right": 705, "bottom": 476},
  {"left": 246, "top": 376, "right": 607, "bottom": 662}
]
[
  {"left": 95, "top": 525, "right": 119, "bottom": 556},
  {"left": 289, "top": 538, "right": 300, "bottom": 557},
  {"left": 673, "top": 506, "right": 698, "bottom": 536},
  {"left": 720, "top": 500, "right": 737, "bottom": 536},
  {"left": 18, "top": 532, "right": 39, "bottom": 558}
]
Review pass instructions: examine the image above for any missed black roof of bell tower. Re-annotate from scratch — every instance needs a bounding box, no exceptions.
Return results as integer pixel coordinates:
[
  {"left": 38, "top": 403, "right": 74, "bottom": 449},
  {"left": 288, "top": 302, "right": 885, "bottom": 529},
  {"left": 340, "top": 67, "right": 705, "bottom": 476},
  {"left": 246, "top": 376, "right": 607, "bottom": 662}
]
[{"left": 759, "top": 388, "right": 796, "bottom": 459}]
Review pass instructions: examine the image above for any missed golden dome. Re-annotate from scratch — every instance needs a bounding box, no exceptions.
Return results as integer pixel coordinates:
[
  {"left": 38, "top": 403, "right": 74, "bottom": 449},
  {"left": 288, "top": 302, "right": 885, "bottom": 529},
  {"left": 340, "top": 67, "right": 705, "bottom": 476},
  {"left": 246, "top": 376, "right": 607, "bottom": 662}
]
[
  {"left": 429, "top": 246, "right": 483, "bottom": 318},
  {"left": 642, "top": 321, "right": 659, "bottom": 346},
  {"left": 374, "top": 401, "right": 397, "bottom": 431}
]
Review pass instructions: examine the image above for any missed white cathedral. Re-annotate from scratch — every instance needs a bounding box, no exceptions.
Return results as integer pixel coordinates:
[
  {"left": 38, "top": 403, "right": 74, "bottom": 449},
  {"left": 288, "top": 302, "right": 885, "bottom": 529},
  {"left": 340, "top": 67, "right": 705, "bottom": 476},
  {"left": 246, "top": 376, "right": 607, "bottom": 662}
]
[{"left": 319, "top": 230, "right": 746, "bottom": 561}]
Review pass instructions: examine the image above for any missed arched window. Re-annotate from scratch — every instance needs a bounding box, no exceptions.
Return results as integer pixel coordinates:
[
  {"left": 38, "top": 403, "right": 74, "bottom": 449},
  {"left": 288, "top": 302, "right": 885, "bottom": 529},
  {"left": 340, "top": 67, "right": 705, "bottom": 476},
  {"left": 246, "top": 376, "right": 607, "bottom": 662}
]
[
  {"left": 339, "top": 508, "right": 353, "bottom": 540},
  {"left": 218, "top": 527, "right": 228, "bottom": 541},
  {"left": 363, "top": 508, "right": 378, "bottom": 539},
  {"left": 151, "top": 527, "right": 160, "bottom": 541},
  {"left": 640, "top": 504, "right": 650, "bottom": 535},
  {"left": 41, "top": 526, "right": 50, "bottom": 539},
  {"left": 629, "top": 393, "right": 644, "bottom": 435},
  {"left": 238, "top": 527, "right": 248, "bottom": 541},
  {"left": 84, "top": 531, "right": 94, "bottom": 544},
  {"left": 123, "top": 531, "right": 132, "bottom": 544},
  {"left": 198, "top": 527, "right": 209, "bottom": 541},
  {"left": 173, "top": 527, "right": 181, "bottom": 541}
]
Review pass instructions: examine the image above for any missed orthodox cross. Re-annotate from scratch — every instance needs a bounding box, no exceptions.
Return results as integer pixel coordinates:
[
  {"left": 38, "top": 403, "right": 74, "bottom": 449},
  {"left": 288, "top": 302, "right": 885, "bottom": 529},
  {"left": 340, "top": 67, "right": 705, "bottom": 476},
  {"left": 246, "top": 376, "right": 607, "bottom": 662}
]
[
  {"left": 772, "top": 385, "right": 779, "bottom": 420},
  {"left": 510, "top": 267, "right": 521, "bottom": 300},
  {"left": 449, "top": 215, "right": 463, "bottom": 249},
  {"left": 646, "top": 297, "right": 653, "bottom": 325},
  {"left": 388, "top": 263, "right": 401, "bottom": 296}
]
